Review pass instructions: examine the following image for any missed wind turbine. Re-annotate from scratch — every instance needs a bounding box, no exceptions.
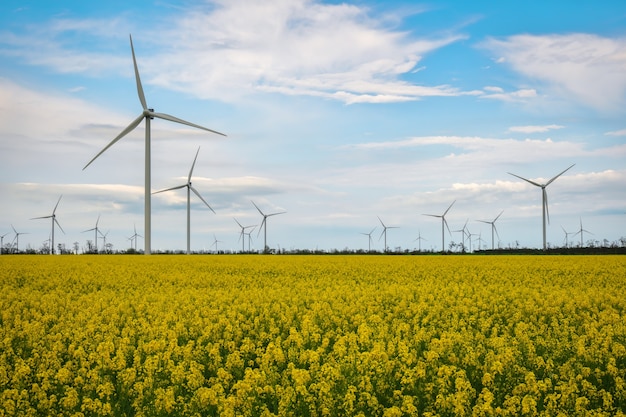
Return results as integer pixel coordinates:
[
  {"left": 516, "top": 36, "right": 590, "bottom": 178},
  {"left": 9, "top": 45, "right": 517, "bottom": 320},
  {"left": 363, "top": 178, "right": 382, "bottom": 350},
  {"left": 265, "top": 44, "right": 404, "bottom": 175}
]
[
  {"left": 83, "top": 214, "right": 102, "bottom": 253},
  {"left": 561, "top": 225, "right": 575, "bottom": 248},
  {"left": 0, "top": 232, "right": 8, "bottom": 255},
  {"left": 477, "top": 210, "right": 504, "bottom": 250},
  {"left": 128, "top": 225, "right": 142, "bottom": 252},
  {"left": 378, "top": 217, "right": 398, "bottom": 253},
  {"left": 234, "top": 218, "right": 256, "bottom": 253},
  {"left": 508, "top": 164, "right": 575, "bottom": 250},
  {"left": 153, "top": 147, "right": 215, "bottom": 254},
  {"left": 31, "top": 195, "right": 64, "bottom": 255},
  {"left": 574, "top": 218, "right": 593, "bottom": 247},
  {"left": 252, "top": 201, "right": 286, "bottom": 253},
  {"left": 101, "top": 230, "right": 110, "bottom": 253},
  {"left": 82, "top": 35, "right": 226, "bottom": 255},
  {"left": 413, "top": 230, "right": 427, "bottom": 252},
  {"left": 453, "top": 219, "right": 469, "bottom": 252},
  {"left": 244, "top": 227, "right": 256, "bottom": 252},
  {"left": 360, "top": 227, "right": 376, "bottom": 252},
  {"left": 11, "top": 225, "right": 28, "bottom": 253},
  {"left": 423, "top": 200, "right": 455, "bottom": 253},
  {"left": 212, "top": 234, "right": 223, "bottom": 253}
]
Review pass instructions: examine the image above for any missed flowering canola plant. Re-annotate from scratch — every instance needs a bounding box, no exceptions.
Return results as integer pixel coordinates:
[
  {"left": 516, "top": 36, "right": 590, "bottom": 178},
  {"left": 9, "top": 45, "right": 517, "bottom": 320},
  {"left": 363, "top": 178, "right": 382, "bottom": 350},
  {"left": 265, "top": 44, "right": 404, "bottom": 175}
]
[{"left": 1, "top": 255, "right": 625, "bottom": 416}]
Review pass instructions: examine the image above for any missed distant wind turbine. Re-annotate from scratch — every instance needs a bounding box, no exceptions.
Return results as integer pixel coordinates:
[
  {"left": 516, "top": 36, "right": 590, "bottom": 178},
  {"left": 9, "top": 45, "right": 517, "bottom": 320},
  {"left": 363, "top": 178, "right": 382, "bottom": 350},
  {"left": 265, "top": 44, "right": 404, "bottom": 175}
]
[
  {"left": 128, "top": 225, "right": 142, "bottom": 252},
  {"left": 244, "top": 227, "right": 256, "bottom": 252},
  {"left": 83, "top": 214, "right": 102, "bottom": 253},
  {"left": 31, "top": 195, "right": 64, "bottom": 255},
  {"left": 378, "top": 217, "right": 398, "bottom": 252},
  {"left": 561, "top": 225, "right": 575, "bottom": 248},
  {"left": 153, "top": 147, "right": 215, "bottom": 254},
  {"left": 413, "top": 230, "right": 427, "bottom": 252},
  {"left": 508, "top": 164, "right": 575, "bottom": 250},
  {"left": 360, "top": 227, "right": 376, "bottom": 252},
  {"left": 11, "top": 225, "right": 28, "bottom": 253},
  {"left": 574, "top": 218, "right": 593, "bottom": 247},
  {"left": 453, "top": 219, "right": 469, "bottom": 252},
  {"left": 423, "top": 200, "right": 455, "bottom": 253},
  {"left": 0, "top": 232, "right": 9, "bottom": 255},
  {"left": 212, "top": 234, "right": 223, "bottom": 253},
  {"left": 234, "top": 218, "right": 256, "bottom": 253},
  {"left": 83, "top": 35, "right": 226, "bottom": 255},
  {"left": 477, "top": 210, "right": 504, "bottom": 250},
  {"left": 252, "top": 201, "right": 286, "bottom": 253}
]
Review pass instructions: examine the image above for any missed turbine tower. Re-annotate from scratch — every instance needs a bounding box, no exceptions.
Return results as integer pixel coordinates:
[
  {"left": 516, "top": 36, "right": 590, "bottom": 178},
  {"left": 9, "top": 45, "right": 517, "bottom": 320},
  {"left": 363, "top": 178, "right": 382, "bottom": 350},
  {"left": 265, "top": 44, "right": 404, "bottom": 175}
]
[
  {"left": 508, "top": 164, "right": 575, "bottom": 250},
  {"left": 83, "top": 214, "right": 102, "bottom": 253},
  {"left": 477, "top": 210, "right": 504, "bottom": 250},
  {"left": 360, "top": 227, "right": 376, "bottom": 252},
  {"left": 413, "top": 230, "right": 427, "bottom": 252},
  {"left": 378, "top": 216, "right": 398, "bottom": 253},
  {"left": 234, "top": 218, "right": 256, "bottom": 253},
  {"left": 252, "top": 200, "right": 286, "bottom": 253},
  {"left": 31, "top": 195, "right": 64, "bottom": 255},
  {"left": 0, "top": 232, "right": 9, "bottom": 255},
  {"left": 423, "top": 200, "right": 455, "bottom": 253},
  {"left": 153, "top": 147, "right": 215, "bottom": 254},
  {"left": 83, "top": 35, "right": 226, "bottom": 255},
  {"left": 561, "top": 225, "right": 575, "bottom": 248},
  {"left": 128, "top": 224, "right": 142, "bottom": 252}
]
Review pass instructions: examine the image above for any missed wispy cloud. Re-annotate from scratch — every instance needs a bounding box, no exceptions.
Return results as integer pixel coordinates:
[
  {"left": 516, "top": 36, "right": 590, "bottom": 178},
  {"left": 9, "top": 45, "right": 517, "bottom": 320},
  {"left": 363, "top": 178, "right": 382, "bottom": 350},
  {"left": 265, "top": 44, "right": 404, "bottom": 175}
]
[
  {"left": 508, "top": 124, "right": 564, "bottom": 134},
  {"left": 605, "top": 128, "right": 626, "bottom": 137},
  {"left": 481, "top": 33, "right": 626, "bottom": 111},
  {"left": 480, "top": 87, "right": 537, "bottom": 102}
]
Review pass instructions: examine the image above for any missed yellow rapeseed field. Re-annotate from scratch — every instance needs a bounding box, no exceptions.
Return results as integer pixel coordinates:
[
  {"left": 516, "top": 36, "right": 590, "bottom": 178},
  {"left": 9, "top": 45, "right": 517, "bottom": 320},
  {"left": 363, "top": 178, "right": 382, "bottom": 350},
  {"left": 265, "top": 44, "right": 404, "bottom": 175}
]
[{"left": 1, "top": 255, "right": 625, "bottom": 416}]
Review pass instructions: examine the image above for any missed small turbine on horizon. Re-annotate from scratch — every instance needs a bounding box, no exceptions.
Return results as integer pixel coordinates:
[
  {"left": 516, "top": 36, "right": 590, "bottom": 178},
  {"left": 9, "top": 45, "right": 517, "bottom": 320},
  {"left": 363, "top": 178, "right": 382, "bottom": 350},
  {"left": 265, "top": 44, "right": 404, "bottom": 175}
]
[
  {"left": 413, "top": 229, "right": 427, "bottom": 252},
  {"left": 508, "top": 164, "right": 575, "bottom": 250},
  {"left": 10, "top": 225, "right": 28, "bottom": 253},
  {"left": 0, "top": 232, "right": 10, "bottom": 255},
  {"left": 252, "top": 200, "right": 286, "bottom": 253},
  {"left": 234, "top": 218, "right": 256, "bottom": 253},
  {"left": 574, "top": 218, "right": 593, "bottom": 248},
  {"left": 423, "top": 200, "right": 455, "bottom": 253},
  {"left": 83, "top": 35, "right": 226, "bottom": 255},
  {"left": 128, "top": 224, "right": 142, "bottom": 252},
  {"left": 83, "top": 214, "right": 102, "bottom": 253},
  {"left": 153, "top": 147, "right": 215, "bottom": 255},
  {"left": 31, "top": 195, "right": 64, "bottom": 255},
  {"left": 477, "top": 210, "right": 504, "bottom": 250},
  {"left": 360, "top": 227, "right": 376, "bottom": 252}
]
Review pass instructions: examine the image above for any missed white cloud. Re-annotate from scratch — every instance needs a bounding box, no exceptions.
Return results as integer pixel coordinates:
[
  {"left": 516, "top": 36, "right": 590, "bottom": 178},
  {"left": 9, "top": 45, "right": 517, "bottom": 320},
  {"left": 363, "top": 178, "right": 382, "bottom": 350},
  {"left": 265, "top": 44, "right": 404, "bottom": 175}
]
[
  {"left": 605, "top": 128, "right": 626, "bottom": 136},
  {"left": 482, "top": 33, "right": 626, "bottom": 111},
  {"left": 508, "top": 124, "right": 565, "bottom": 134},
  {"left": 480, "top": 87, "right": 538, "bottom": 102}
]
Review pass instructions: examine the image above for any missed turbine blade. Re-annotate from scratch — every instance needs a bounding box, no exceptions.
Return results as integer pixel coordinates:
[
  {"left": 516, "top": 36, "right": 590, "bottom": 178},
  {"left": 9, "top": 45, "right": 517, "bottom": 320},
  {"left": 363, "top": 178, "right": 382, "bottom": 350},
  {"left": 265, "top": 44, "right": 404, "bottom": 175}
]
[
  {"left": 234, "top": 218, "right": 244, "bottom": 228},
  {"left": 82, "top": 227, "right": 96, "bottom": 233},
  {"left": 251, "top": 200, "right": 265, "bottom": 216},
  {"left": 188, "top": 147, "right": 201, "bottom": 183},
  {"left": 423, "top": 214, "right": 441, "bottom": 218},
  {"left": 444, "top": 218, "right": 452, "bottom": 236},
  {"left": 31, "top": 215, "right": 52, "bottom": 220},
  {"left": 443, "top": 200, "right": 456, "bottom": 216},
  {"left": 477, "top": 220, "right": 490, "bottom": 224},
  {"left": 508, "top": 172, "right": 542, "bottom": 187},
  {"left": 494, "top": 210, "right": 504, "bottom": 222},
  {"left": 546, "top": 164, "right": 575, "bottom": 186},
  {"left": 493, "top": 224, "right": 500, "bottom": 240},
  {"left": 55, "top": 218, "right": 65, "bottom": 234},
  {"left": 152, "top": 184, "right": 187, "bottom": 194},
  {"left": 152, "top": 112, "right": 226, "bottom": 136},
  {"left": 96, "top": 214, "right": 101, "bottom": 227},
  {"left": 267, "top": 211, "right": 286, "bottom": 217},
  {"left": 191, "top": 187, "right": 215, "bottom": 213},
  {"left": 257, "top": 218, "right": 266, "bottom": 237},
  {"left": 370, "top": 227, "right": 376, "bottom": 235},
  {"left": 53, "top": 195, "right": 63, "bottom": 214},
  {"left": 129, "top": 34, "right": 147, "bottom": 110},
  {"left": 377, "top": 216, "right": 386, "bottom": 228},
  {"left": 83, "top": 114, "right": 144, "bottom": 170}
]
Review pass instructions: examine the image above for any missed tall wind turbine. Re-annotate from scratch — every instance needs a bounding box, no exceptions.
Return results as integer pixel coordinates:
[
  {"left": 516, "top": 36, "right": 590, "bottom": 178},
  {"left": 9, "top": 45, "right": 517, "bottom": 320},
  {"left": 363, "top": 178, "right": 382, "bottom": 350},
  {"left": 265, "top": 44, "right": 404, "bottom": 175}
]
[
  {"left": 360, "top": 227, "right": 376, "bottom": 252},
  {"left": 423, "top": 200, "right": 455, "bottom": 253},
  {"left": 477, "top": 210, "right": 504, "bottom": 250},
  {"left": 11, "top": 225, "right": 28, "bottom": 253},
  {"left": 508, "top": 164, "right": 575, "bottom": 250},
  {"left": 252, "top": 201, "right": 286, "bottom": 253},
  {"left": 234, "top": 218, "right": 256, "bottom": 253},
  {"left": 83, "top": 35, "right": 226, "bottom": 255},
  {"left": 574, "top": 218, "right": 593, "bottom": 247},
  {"left": 378, "top": 217, "right": 398, "bottom": 253},
  {"left": 31, "top": 195, "right": 64, "bottom": 255},
  {"left": 153, "top": 147, "right": 215, "bottom": 254},
  {"left": 83, "top": 214, "right": 102, "bottom": 253}
]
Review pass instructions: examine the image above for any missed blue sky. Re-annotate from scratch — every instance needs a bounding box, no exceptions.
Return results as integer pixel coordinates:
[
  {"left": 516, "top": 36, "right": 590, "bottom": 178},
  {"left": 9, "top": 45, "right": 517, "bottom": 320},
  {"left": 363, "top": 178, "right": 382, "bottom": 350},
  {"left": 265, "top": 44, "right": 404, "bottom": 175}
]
[{"left": 1, "top": 0, "right": 625, "bottom": 253}]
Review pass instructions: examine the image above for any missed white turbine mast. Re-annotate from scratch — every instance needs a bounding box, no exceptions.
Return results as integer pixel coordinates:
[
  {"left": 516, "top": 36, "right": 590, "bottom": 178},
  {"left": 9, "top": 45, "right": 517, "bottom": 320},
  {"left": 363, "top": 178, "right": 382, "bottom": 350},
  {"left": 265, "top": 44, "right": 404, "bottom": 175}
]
[
  {"left": 574, "top": 217, "right": 593, "bottom": 247},
  {"left": 477, "top": 210, "right": 504, "bottom": 250},
  {"left": 234, "top": 218, "right": 256, "bottom": 253},
  {"left": 11, "top": 225, "right": 28, "bottom": 253},
  {"left": 252, "top": 200, "right": 286, "bottom": 253},
  {"left": 31, "top": 195, "right": 64, "bottom": 255},
  {"left": 413, "top": 229, "right": 427, "bottom": 252},
  {"left": 423, "top": 200, "right": 455, "bottom": 253},
  {"left": 153, "top": 147, "right": 215, "bottom": 254},
  {"left": 128, "top": 224, "right": 143, "bottom": 252},
  {"left": 508, "top": 164, "right": 575, "bottom": 250},
  {"left": 83, "top": 35, "right": 226, "bottom": 255},
  {"left": 0, "top": 232, "right": 10, "bottom": 255},
  {"left": 82, "top": 214, "right": 102, "bottom": 253}
]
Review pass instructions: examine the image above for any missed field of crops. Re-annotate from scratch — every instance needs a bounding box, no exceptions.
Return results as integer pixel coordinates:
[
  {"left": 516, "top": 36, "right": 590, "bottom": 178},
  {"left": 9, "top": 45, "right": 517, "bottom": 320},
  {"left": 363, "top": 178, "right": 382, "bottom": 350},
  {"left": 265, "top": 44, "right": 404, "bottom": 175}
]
[{"left": 1, "top": 255, "right": 625, "bottom": 416}]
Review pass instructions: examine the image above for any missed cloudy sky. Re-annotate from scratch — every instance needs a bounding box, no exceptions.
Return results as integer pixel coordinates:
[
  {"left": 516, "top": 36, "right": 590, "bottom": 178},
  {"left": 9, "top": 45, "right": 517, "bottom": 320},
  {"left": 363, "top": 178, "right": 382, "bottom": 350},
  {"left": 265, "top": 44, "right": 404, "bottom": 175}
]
[{"left": 1, "top": 0, "right": 625, "bottom": 253}]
